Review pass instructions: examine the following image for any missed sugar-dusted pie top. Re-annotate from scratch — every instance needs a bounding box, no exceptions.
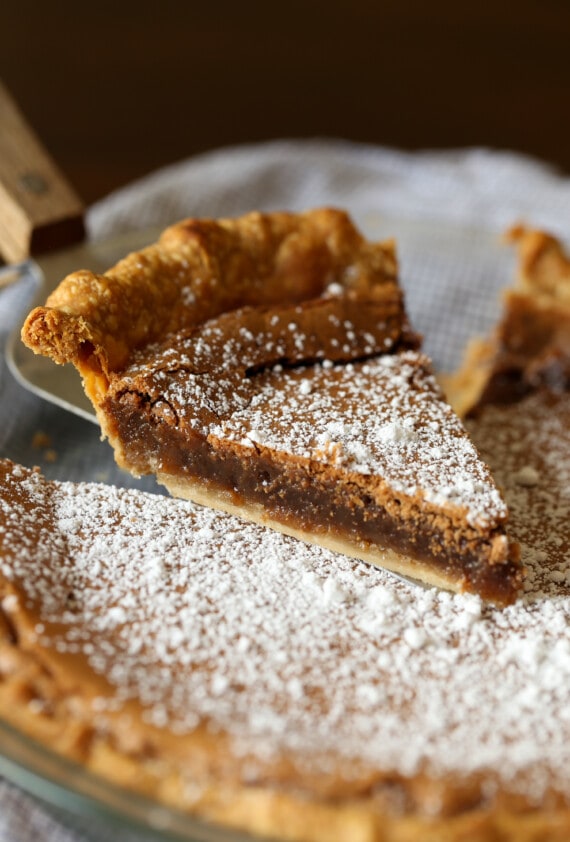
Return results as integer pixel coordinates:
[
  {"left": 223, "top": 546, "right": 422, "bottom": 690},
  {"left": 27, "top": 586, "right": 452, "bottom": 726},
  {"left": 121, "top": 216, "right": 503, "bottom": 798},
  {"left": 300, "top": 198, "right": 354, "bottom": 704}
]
[
  {"left": 1, "top": 394, "right": 569, "bottom": 808},
  {"left": 117, "top": 341, "right": 507, "bottom": 530}
]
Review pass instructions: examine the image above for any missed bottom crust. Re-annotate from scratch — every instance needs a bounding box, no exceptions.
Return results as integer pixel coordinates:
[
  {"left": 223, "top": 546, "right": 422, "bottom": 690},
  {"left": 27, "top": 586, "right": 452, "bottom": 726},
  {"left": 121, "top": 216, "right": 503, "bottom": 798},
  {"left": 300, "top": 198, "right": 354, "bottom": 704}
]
[{"left": 158, "top": 472, "right": 483, "bottom": 596}]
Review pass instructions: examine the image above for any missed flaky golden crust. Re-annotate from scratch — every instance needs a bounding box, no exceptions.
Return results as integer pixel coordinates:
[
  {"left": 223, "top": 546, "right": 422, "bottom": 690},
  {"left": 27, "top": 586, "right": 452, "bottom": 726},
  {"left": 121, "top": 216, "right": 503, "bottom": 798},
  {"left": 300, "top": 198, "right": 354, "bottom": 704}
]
[
  {"left": 22, "top": 209, "right": 400, "bottom": 399},
  {"left": 507, "top": 224, "right": 570, "bottom": 301}
]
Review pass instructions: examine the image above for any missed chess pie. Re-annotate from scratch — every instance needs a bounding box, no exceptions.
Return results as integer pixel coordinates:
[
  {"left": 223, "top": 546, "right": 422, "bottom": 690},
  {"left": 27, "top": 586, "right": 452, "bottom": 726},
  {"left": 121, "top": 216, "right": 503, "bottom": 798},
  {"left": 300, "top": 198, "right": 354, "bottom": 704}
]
[
  {"left": 3, "top": 224, "right": 570, "bottom": 841},
  {"left": 21, "top": 208, "right": 520, "bottom": 602}
]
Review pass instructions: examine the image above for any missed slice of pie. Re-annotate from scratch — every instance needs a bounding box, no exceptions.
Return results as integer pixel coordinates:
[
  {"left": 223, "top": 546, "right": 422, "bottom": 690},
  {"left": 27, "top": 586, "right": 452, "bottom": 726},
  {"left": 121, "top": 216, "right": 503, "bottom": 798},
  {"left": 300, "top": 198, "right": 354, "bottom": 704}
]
[
  {"left": 444, "top": 225, "right": 570, "bottom": 417},
  {"left": 22, "top": 208, "right": 521, "bottom": 602}
]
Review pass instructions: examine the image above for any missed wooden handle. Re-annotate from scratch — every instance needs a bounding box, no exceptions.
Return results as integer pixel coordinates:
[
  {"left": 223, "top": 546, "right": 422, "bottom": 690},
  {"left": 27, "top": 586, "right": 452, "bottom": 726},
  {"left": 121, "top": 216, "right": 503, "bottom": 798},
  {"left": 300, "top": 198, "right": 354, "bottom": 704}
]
[{"left": 0, "top": 80, "right": 85, "bottom": 263}]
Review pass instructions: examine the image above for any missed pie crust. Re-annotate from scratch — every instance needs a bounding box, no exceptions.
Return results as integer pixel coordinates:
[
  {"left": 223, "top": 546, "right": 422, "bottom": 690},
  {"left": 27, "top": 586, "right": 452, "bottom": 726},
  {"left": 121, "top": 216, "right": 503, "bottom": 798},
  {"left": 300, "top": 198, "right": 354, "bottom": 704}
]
[{"left": 21, "top": 208, "right": 520, "bottom": 603}]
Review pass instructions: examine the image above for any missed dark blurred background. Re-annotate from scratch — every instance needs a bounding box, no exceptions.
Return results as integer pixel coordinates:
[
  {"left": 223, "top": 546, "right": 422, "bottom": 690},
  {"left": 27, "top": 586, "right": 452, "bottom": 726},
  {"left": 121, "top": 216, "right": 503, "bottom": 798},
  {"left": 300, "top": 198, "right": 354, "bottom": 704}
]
[{"left": 2, "top": 0, "right": 569, "bottom": 206}]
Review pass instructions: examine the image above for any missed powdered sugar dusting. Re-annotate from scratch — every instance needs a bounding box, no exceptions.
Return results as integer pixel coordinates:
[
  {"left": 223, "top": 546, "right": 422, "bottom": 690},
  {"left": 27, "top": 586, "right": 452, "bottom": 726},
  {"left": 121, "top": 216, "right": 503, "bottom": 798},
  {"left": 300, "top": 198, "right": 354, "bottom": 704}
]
[
  {"left": 124, "top": 345, "right": 506, "bottom": 528},
  {"left": 218, "top": 356, "right": 505, "bottom": 528},
  {"left": 467, "top": 392, "right": 570, "bottom": 599},
  {"left": 1, "top": 385, "right": 570, "bottom": 804}
]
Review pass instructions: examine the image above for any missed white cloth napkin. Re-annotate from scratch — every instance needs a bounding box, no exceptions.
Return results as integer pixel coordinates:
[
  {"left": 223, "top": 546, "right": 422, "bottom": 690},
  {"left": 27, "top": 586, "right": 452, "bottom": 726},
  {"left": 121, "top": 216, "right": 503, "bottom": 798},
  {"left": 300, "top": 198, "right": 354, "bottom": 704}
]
[{"left": 2, "top": 139, "right": 570, "bottom": 842}]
